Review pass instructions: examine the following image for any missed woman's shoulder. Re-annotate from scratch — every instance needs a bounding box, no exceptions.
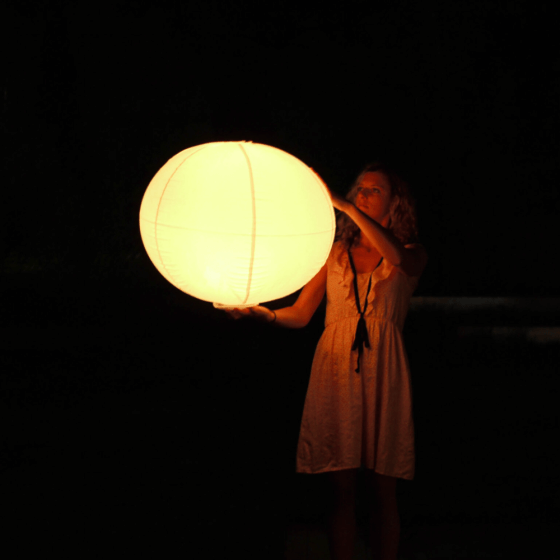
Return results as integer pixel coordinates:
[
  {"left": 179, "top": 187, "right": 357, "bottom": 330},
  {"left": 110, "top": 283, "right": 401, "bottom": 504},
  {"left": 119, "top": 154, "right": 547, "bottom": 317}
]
[
  {"left": 404, "top": 242, "right": 428, "bottom": 261},
  {"left": 326, "top": 241, "right": 349, "bottom": 275},
  {"left": 404, "top": 242, "right": 426, "bottom": 251},
  {"left": 331, "top": 239, "right": 348, "bottom": 252},
  {"left": 401, "top": 242, "right": 428, "bottom": 278},
  {"left": 329, "top": 240, "right": 347, "bottom": 260}
]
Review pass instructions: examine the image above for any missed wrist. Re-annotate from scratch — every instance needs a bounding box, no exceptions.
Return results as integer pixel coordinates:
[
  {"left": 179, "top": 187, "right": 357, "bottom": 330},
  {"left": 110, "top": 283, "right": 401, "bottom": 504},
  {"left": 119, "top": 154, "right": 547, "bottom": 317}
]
[
  {"left": 337, "top": 198, "right": 353, "bottom": 213},
  {"left": 344, "top": 202, "right": 360, "bottom": 218}
]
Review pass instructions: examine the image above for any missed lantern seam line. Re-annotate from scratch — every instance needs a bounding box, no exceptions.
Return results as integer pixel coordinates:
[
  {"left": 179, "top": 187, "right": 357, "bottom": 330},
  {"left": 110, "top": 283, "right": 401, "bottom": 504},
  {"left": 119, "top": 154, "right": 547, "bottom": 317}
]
[
  {"left": 238, "top": 143, "right": 257, "bottom": 306},
  {"left": 141, "top": 219, "right": 334, "bottom": 237},
  {"left": 152, "top": 144, "right": 210, "bottom": 288}
]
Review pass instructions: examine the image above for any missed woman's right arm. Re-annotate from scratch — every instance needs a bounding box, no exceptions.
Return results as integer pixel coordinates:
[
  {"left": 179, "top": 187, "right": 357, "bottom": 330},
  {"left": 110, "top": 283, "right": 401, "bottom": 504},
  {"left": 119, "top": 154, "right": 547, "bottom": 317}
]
[
  {"left": 227, "top": 262, "right": 328, "bottom": 328},
  {"left": 273, "top": 262, "right": 327, "bottom": 328}
]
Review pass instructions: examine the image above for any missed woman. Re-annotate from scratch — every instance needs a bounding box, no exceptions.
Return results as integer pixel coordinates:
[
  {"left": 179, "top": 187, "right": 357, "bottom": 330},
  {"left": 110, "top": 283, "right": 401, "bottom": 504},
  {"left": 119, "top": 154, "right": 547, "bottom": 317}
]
[{"left": 228, "top": 162, "right": 427, "bottom": 560}]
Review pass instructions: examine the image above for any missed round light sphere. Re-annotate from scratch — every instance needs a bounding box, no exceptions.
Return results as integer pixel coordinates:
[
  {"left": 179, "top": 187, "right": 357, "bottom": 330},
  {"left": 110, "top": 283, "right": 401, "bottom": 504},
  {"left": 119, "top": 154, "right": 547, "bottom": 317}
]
[{"left": 139, "top": 141, "right": 335, "bottom": 308}]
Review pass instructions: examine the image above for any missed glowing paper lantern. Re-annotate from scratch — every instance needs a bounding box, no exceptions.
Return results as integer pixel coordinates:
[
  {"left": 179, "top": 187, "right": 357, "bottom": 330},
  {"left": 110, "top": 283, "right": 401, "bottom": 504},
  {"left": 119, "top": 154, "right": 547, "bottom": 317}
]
[{"left": 139, "top": 141, "right": 335, "bottom": 308}]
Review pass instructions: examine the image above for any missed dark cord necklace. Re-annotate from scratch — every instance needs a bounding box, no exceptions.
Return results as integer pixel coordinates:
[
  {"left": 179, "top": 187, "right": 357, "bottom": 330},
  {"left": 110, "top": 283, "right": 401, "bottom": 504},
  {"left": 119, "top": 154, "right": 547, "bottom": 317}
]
[{"left": 347, "top": 248, "right": 383, "bottom": 373}]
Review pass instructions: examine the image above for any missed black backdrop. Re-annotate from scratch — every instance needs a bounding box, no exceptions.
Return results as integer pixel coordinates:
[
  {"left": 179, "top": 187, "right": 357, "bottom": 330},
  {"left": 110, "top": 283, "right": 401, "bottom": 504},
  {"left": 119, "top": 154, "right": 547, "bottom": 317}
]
[{"left": 2, "top": 1, "right": 559, "bottom": 558}]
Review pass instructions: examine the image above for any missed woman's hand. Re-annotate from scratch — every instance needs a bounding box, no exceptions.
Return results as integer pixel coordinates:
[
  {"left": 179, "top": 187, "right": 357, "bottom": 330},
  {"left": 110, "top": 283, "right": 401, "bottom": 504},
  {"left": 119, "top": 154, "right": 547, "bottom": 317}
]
[
  {"left": 225, "top": 305, "right": 275, "bottom": 323},
  {"left": 331, "top": 191, "right": 352, "bottom": 213},
  {"left": 309, "top": 168, "right": 352, "bottom": 214},
  {"left": 323, "top": 183, "right": 352, "bottom": 213}
]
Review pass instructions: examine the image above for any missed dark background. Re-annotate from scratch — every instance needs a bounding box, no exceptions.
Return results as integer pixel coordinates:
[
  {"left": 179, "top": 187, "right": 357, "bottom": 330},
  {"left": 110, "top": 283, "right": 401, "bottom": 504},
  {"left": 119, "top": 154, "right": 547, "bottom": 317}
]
[{"left": 2, "top": 0, "right": 559, "bottom": 558}]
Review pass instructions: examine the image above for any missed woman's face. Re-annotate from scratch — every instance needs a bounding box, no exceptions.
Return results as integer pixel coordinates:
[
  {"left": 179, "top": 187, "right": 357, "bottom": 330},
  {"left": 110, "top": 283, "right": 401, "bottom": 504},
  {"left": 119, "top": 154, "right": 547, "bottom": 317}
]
[{"left": 353, "top": 171, "right": 393, "bottom": 226}]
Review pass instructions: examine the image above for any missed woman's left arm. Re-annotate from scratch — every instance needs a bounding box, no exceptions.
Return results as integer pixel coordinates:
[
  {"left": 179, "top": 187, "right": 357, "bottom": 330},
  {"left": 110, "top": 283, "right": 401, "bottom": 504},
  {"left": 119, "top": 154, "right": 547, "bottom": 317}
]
[{"left": 332, "top": 193, "right": 428, "bottom": 277}]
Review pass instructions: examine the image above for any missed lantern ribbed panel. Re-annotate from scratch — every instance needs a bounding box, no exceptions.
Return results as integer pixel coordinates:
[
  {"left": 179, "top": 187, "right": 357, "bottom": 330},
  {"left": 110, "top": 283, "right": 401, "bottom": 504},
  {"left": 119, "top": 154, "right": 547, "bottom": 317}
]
[{"left": 139, "top": 141, "right": 335, "bottom": 306}]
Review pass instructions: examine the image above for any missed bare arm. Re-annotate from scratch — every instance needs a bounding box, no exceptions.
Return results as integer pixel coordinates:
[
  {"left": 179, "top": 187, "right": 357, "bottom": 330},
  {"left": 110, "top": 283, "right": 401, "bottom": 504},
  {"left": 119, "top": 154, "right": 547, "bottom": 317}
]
[
  {"left": 331, "top": 192, "right": 428, "bottom": 277},
  {"left": 227, "top": 261, "right": 327, "bottom": 328}
]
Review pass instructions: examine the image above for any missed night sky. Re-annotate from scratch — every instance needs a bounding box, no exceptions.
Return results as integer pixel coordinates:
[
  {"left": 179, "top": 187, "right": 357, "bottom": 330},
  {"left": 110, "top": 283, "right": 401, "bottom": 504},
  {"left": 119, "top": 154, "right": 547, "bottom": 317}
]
[{"left": 4, "top": 0, "right": 559, "bottom": 297}]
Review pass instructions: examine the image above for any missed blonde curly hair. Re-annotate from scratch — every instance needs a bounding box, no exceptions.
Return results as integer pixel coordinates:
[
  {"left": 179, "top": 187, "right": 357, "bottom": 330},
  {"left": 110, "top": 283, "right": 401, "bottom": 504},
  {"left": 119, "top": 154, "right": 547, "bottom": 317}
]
[{"left": 336, "top": 162, "right": 419, "bottom": 248}]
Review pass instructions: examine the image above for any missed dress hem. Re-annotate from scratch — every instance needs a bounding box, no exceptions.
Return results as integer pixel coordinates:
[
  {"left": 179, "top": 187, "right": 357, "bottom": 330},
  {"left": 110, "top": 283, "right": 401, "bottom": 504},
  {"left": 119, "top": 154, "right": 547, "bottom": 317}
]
[{"left": 295, "top": 464, "right": 414, "bottom": 480}]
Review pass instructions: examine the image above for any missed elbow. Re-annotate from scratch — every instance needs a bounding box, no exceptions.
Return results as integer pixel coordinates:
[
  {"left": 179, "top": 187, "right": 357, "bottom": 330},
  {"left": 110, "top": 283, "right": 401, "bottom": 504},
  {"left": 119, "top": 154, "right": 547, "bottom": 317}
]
[
  {"left": 291, "top": 313, "right": 310, "bottom": 329},
  {"left": 294, "top": 312, "right": 312, "bottom": 329}
]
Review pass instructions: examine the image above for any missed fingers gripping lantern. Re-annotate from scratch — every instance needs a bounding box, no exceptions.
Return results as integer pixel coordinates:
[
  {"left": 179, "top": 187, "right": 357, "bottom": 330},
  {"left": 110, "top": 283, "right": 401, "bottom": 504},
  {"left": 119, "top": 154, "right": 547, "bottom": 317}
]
[{"left": 139, "top": 141, "right": 336, "bottom": 308}]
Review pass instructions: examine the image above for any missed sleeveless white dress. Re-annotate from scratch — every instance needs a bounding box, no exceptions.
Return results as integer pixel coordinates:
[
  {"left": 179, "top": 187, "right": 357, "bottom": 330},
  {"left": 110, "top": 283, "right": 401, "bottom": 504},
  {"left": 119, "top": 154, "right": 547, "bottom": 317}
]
[{"left": 296, "top": 241, "right": 419, "bottom": 480}]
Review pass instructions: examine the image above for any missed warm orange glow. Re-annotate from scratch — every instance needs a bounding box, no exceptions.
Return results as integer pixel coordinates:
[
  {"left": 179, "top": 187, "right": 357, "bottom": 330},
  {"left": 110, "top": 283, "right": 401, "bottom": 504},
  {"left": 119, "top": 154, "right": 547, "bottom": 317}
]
[{"left": 139, "top": 141, "right": 335, "bottom": 307}]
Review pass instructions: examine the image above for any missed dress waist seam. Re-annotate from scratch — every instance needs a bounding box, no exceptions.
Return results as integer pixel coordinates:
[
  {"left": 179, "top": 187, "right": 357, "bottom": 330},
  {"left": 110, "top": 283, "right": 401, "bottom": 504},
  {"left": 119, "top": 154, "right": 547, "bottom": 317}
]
[{"left": 324, "top": 316, "right": 398, "bottom": 329}]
